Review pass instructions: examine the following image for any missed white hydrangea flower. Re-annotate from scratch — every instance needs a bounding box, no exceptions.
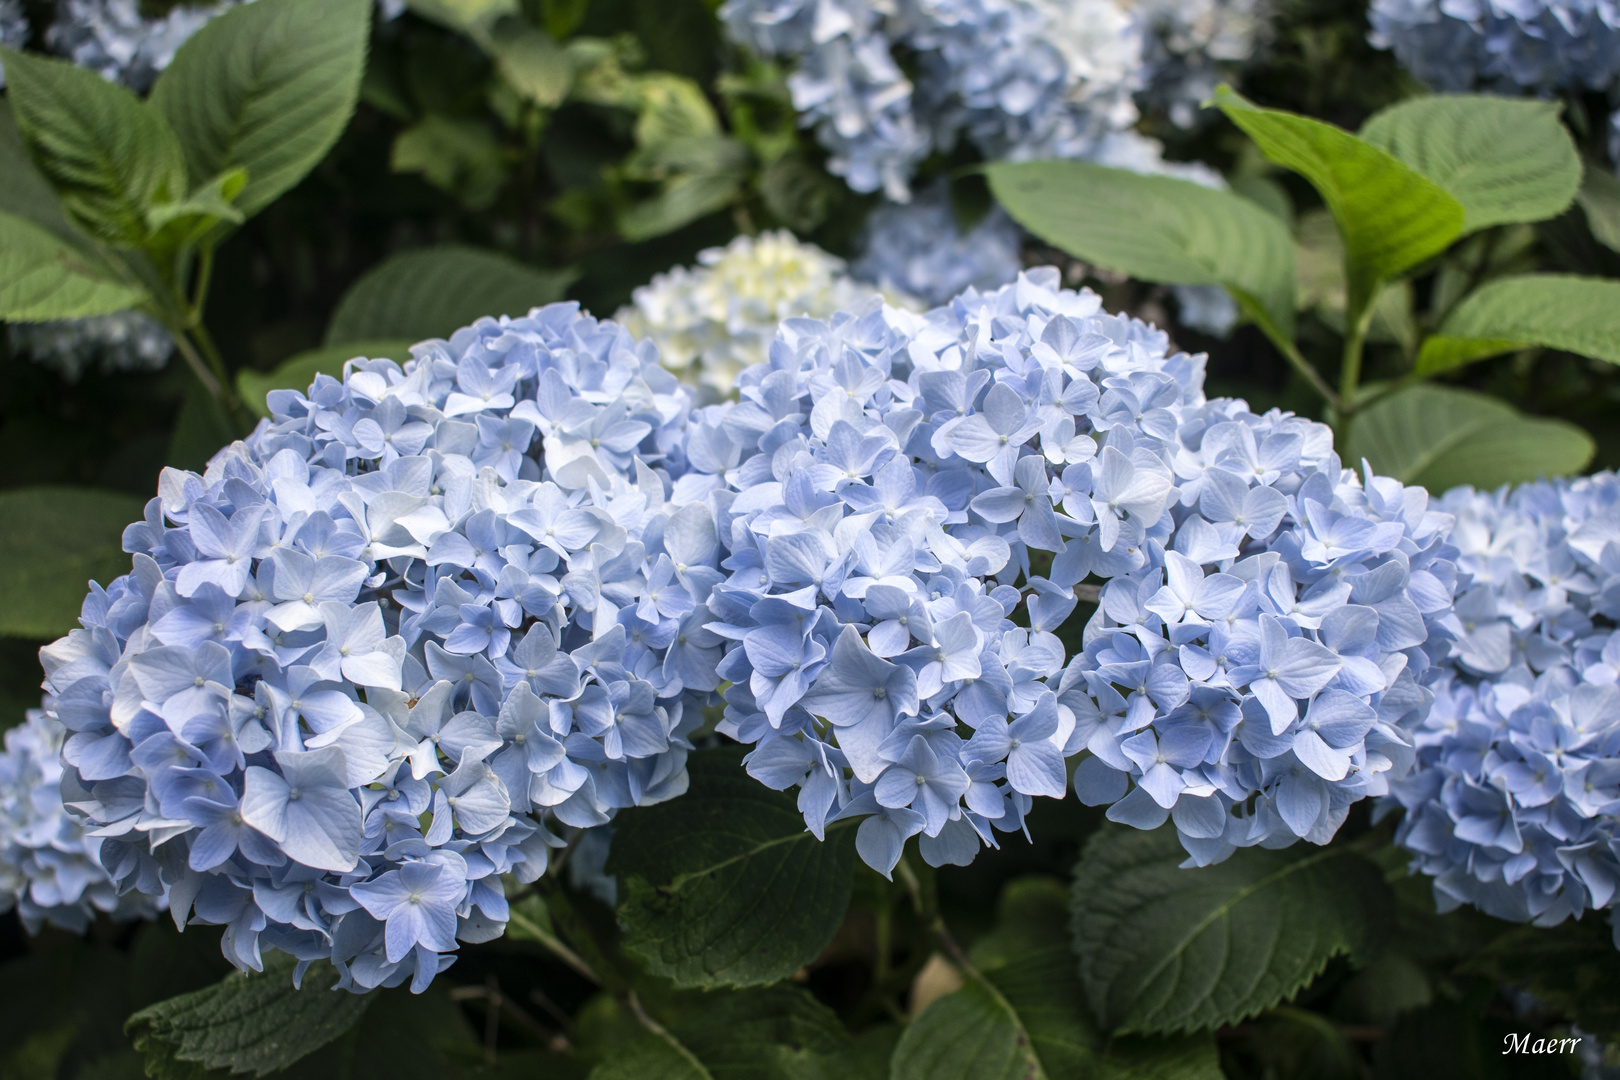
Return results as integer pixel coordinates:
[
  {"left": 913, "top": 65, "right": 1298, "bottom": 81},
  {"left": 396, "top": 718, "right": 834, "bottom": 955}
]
[
  {"left": 8, "top": 311, "right": 174, "bottom": 382},
  {"left": 616, "top": 230, "right": 918, "bottom": 397}
]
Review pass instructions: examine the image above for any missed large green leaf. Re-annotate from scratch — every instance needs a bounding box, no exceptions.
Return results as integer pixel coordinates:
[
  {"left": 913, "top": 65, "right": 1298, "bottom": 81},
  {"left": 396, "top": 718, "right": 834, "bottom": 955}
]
[
  {"left": 149, "top": 0, "right": 370, "bottom": 218},
  {"left": 326, "top": 244, "right": 575, "bottom": 346},
  {"left": 1347, "top": 383, "right": 1594, "bottom": 492},
  {"left": 1579, "top": 163, "right": 1620, "bottom": 254},
  {"left": 586, "top": 985, "right": 858, "bottom": 1080},
  {"left": 606, "top": 745, "right": 857, "bottom": 989},
  {"left": 0, "top": 100, "right": 90, "bottom": 247},
  {"left": 893, "top": 875, "right": 1221, "bottom": 1080},
  {"left": 1417, "top": 274, "right": 1620, "bottom": 374},
  {"left": 238, "top": 339, "right": 416, "bottom": 418},
  {"left": 0, "top": 487, "right": 146, "bottom": 639},
  {"left": 0, "top": 47, "right": 186, "bottom": 245},
  {"left": 1071, "top": 825, "right": 1392, "bottom": 1036},
  {"left": 1215, "top": 87, "right": 1465, "bottom": 310},
  {"left": 404, "top": 0, "right": 518, "bottom": 39},
  {"left": 986, "top": 160, "right": 1296, "bottom": 342},
  {"left": 126, "top": 954, "right": 371, "bottom": 1078},
  {"left": 1360, "top": 95, "right": 1580, "bottom": 234},
  {"left": 0, "top": 210, "right": 145, "bottom": 321}
]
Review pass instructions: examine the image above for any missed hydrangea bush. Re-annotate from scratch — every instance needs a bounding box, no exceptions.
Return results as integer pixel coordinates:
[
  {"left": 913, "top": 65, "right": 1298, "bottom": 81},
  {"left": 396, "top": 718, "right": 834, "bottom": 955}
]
[
  {"left": 0, "top": 702, "right": 156, "bottom": 933},
  {"left": 45, "top": 0, "right": 246, "bottom": 92},
  {"left": 1389, "top": 473, "right": 1620, "bottom": 940},
  {"left": 42, "top": 304, "right": 707, "bottom": 991}
]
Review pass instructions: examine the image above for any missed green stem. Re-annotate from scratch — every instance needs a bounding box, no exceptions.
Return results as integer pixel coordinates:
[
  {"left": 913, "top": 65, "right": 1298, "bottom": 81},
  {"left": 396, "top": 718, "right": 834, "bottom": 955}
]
[
  {"left": 627, "top": 993, "right": 713, "bottom": 1078},
  {"left": 190, "top": 245, "right": 216, "bottom": 322},
  {"left": 505, "top": 901, "right": 602, "bottom": 986},
  {"left": 1338, "top": 297, "right": 1377, "bottom": 411},
  {"left": 170, "top": 331, "right": 227, "bottom": 403},
  {"left": 1256, "top": 321, "right": 1340, "bottom": 412}
]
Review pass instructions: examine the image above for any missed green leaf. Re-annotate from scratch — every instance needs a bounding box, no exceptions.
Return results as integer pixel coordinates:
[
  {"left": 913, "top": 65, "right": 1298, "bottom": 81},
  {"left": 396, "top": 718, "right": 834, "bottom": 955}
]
[
  {"left": 491, "top": 23, "right": 574, "bottom": 107},
  {"left": 1417, "top": 273, "right": 1620, "bottom": 375},
  {"left": 237, "top": 339, "right": 415, "bottom": 418},
  {"left": 149, "top": 0, "right": 370, "bottom": 219},
  {"left": 986, "top": 160, "right": 1297, "bottom": 342},
  {"left": 0, "top": 46, "right": 187, "bottom": 244},
  {"left": 1347, "top": 383, "right": 1594, "bottom": 491},
  {"left": 1214, "top": 86, "right": 1465, "bottom": 309},
  {"left": 0, "top": 100, "right": 91, "bottom": 246},
  {"left": 894, "top": 876, "right": 1221, "bottom": 1080},
  {"left": 1359, "top": 95, "right": 1581, "bottom": 234},
  {"left": 0, "top": 210, "right": 146, "bottom": 321},
  {"left": 619, "top": 169, "right": 745, "bottom": 242},
  {"left": 585, "top": 985, "right": 859, "bottom": 1080},
  {"left": 607, "top": 745, "right": 857, "bottom": 989},
  {"left": 126, "top": 953, "right": 371, "bottom": 1079},
  {"left": 326, "top": 244, "right": 576, "bottom": 345},
  {"left": 0, "top": 486, "right": 145, "bottom": 639},
  {"left": 1070, "top": 824, "right": 1393, "bottom": 1035},
  {"left": 404, "top": 0, "right": 519, "bottom": 39},
  {"left": 390, "top": 115, "right": 508, "bottom": 210},
  {"left": 1578, "top": 163, "right": 1620, "bottom": 254}
]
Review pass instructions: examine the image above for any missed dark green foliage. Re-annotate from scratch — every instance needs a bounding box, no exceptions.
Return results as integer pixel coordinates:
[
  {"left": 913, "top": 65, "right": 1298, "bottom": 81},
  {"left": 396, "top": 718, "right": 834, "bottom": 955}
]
[
  {"left": 0, "top": 485, "right": 147, "bottom": 637},
  {"left": 126, "top": 953, "right": 373, "bottom": 1078},
  {"left": 1071, "top": 825, "right": 1394, "bottom": 1035},
  {"left": 608, "top": 745, "right": 857, "bottom": 988},
  {"left": 324, "top": 243, "right": 575, "bottom": 344}
]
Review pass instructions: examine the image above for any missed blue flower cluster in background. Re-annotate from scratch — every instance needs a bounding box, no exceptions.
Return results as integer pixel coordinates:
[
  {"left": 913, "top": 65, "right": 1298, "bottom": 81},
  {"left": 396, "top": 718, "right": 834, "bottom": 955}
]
[
  {"left": 0, "top": 703, "right": 156, "bottom": 933},
  {"left": 45, "top": 0, "right": 246, "bottom": 93},
  {"left": 657, "top": 268, "right": 1210, "bottom": 876},
  {"left": 41, "top": 304, "right": 706, "bottom": 992},
  {"left": 850, "top": 182, "right": 1025, "bottom": 306},
  {"left": 720, "top": 0, "right": 1264, "bottom": 198},
  {"left": 7, "top": 311, "right": 174, "bottom": 383},
  {"left": 1389, "top": 474, "right": 1620, "bottom": 941},
  {"left": 1368, "top": 0, "right": 1620, "bottom": 168}
]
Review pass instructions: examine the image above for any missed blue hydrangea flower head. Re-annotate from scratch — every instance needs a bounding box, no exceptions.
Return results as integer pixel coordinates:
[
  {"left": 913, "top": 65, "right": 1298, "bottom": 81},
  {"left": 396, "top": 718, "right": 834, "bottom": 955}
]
[
  {"left": 653, "top": 268, "right": 1219, "bottom": 876},
  {"left": 1368, "top": 0, "right": 1620, "bottom": 169},
  {"left": 1388, "top": 473, "right": 1620, "bottom": 943},
  {"left": 1066, "top": 401, "right": 1459, "bottom": 865},
  {"left": 851, "top": 181, "right": 1025, "bottom": 307},
  {"left": 46, "top": 0, "right": 247, "bottom": 92},
  {"left": 44, "top": 302, "right": 708, "bottom": 991},
  {"left": 1, "top": 703, "right": 157, "bottom": 933},
  {"left": 720, "top": 0, "right": 1259, "bottom": 197}
]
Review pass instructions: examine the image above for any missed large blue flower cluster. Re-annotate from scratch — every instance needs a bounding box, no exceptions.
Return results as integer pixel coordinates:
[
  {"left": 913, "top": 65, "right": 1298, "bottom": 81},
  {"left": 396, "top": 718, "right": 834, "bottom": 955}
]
[
  {"left": 720, "top": 0, "right": 1257, "bottom": 199},
  {"left": 1388, "top": 474, "right": 1620, "bottom": 939},
  {"left": 850, "top": 182, "right": 1025, "bottom": 307},
  {"left": 1368, "top": 0, "right": 1620, "bottom": 167},
  {"left": 1, "top": 703, "right": 156, "bottom": 933},
  {"left": 656, "top": 269, "right": 1202, "bottom": 876},
  {"left": 42, "top": 303, "right": 706, "bottom": 992},
  {"left": 1069, "top": 407, "right": 1458, "bottom": 864}
]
